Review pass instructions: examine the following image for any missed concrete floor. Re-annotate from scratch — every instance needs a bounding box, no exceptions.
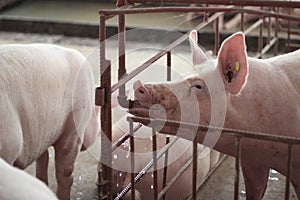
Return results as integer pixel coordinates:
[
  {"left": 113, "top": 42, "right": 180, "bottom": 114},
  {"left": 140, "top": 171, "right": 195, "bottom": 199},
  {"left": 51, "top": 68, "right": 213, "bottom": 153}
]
[{"left": 0, "top": 31, "right": 297, "bottom": 200}]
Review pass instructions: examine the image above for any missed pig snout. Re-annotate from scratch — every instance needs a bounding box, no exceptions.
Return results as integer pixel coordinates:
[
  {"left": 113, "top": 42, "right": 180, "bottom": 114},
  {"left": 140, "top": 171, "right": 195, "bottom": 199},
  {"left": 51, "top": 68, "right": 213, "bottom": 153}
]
[{"left": 133, "top": 80, "right": 151, "bottom": 106}]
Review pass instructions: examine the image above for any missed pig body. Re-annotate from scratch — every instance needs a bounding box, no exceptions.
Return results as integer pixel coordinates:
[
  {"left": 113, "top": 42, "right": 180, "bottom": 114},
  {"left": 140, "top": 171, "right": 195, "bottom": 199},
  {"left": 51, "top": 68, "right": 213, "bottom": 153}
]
[
  {"left": 110, "top": 117, "right": 218, "bottom": 200},
  {"left": 0, "top": 44, "right": 98, "bottom": 199},
  {"left": 129, "top": 31, "right": 300, "bottom": 199},
  {"left": 0, "top": 158, "right": 58, "bottom": 200}
]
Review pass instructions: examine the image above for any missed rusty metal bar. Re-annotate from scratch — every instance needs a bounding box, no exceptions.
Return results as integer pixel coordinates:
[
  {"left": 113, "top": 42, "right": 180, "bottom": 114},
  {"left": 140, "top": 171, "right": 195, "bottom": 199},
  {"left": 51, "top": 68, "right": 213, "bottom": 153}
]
[
  {"left": 118, "top": 13, "right": 128, "bottom": 108},
  {"left": 285, "top": 144, "right": 292, "bottom": 200},
  {"left": 129, "top": 117, "right": 300, "bottom": 145},
  {"left": 129, "top": 120, "right": 135, "bottom": 200},
  {"left": 287, "top": 7, "right": 292, "bottom": 52},
  {"left": 161, "top": 51, "right": 172, "bottom": 200},
  {"left": 162, "top": 136, "right": 170, "bottom": 200},
  {"left": 114, "top": 133, "right": 179, "bottom": 199},
  {"left": 274, "top": 7, "right": 279, "bottom": 56},
  {"left": 240, "top": 8, "right": 244, "bottom": 32},
  {"left": 167, "top": 51, "right": 171, "bottom": 82},
  {"left": 192, "top": 133, "right": 198, "bottom": 200},
  {"left": 234, "top": 137, "right": 241, "bottom": 200},
  {"left": 152, "top": 127, "right": 158, "bottom": 200},
  {"left": 112, "top": 123, "right": 142, "bottom": 152},
  {"left": 95, "top": 87, "right": 106, "bottom": 106},
  {"left": 158, "top": 152, "right": 194, "bottom": 199},
  {"left": 111, "top": 10, "right": 227, "bottom": 93},
  {"left": 99, "top": 14, "right": 113, "bottom": 200},
  {"left": 257, "top": 7, "right": 264, "bottom": 58},
  {"left": 99, "top": 7, "right": 300, "bottom": 22},
  {"left": 214, "top": 17, "right": 220, "bottom": 55},
  {"left": 122, "top": 0, "right": 300, "bottom": 8}
]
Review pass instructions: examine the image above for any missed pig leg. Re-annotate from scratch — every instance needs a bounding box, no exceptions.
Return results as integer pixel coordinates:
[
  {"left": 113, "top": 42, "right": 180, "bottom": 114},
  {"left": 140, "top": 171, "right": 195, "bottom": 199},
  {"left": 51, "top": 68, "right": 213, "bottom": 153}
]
[
  {"left": 36, "top": 149, "right": 49, "bottom": 185},
  {"left": 241, "top": 159, "right": 269, "bottom": 200},
  {"left": 54, "top": 139, "right": 80, "bottom": 200},
  {"left": 53, "top": 119, "right": 82, "bottom": 200}
]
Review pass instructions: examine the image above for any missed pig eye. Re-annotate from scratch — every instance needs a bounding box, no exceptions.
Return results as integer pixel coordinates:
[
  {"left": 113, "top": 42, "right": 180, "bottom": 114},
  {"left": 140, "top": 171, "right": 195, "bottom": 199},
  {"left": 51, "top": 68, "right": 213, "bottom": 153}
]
[{"left": 193, "top": 84, "right": 202, "bottom": 90}]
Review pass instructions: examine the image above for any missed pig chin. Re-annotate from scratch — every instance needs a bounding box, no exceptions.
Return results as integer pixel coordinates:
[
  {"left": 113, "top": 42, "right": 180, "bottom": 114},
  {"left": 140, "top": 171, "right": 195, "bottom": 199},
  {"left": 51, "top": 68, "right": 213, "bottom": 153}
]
[{"left": 128, "top": 100, "right": 169, "bottom": 121}]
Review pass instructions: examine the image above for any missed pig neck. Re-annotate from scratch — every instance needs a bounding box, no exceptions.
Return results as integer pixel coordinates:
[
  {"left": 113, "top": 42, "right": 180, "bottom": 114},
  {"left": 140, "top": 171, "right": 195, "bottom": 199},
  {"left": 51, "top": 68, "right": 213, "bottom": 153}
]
[{"left": 224, "top": 52, "right": 300, "bottom": 136}]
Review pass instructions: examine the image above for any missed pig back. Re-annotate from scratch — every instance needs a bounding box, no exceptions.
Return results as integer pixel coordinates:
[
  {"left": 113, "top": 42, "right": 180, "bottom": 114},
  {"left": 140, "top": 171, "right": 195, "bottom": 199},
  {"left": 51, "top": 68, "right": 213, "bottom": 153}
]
[{"left": 0, "top": 44, "right": 89, "bottom": 167}]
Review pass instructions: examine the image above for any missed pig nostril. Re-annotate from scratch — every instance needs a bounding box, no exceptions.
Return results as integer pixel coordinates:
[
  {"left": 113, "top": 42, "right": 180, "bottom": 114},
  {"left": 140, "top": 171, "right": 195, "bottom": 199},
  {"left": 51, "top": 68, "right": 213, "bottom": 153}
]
[{"left": 139, "top": 89, "right": 145, "bottom": 94}]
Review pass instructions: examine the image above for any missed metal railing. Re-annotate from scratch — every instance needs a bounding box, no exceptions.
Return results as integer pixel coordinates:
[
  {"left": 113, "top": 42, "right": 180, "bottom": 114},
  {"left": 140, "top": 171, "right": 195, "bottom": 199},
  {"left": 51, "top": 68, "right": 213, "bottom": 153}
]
[{"left": 96, "top": 1, "right": 300, "bottom": 199}]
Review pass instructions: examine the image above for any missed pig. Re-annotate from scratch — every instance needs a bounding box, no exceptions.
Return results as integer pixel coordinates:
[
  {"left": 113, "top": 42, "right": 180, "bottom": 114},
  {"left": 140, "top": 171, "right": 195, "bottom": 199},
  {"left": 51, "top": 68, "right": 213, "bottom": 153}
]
[
  {"left": 129, "top": 30, "right": 300, "bottom": 199},
  {"left": 0, "top": 44, "right": 99, "bottom": 200},
  {"left": 110, "top": 117, "right": 218, "bottom": 200},
  {"left": 0, "top": 157, "right": 58, "bottom": 200}
]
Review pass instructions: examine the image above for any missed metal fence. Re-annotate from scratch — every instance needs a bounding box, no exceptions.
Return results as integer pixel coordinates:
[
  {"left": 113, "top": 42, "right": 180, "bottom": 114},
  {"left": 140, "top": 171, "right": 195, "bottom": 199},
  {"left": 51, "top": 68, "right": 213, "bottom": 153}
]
[{"left": 96, "top": 1, "right": 300, "bottom": 199}]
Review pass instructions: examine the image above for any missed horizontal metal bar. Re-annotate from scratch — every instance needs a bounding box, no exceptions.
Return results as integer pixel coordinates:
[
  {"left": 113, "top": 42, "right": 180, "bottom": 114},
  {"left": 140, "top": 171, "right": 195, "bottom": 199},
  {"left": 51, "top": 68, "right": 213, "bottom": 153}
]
[
  {"left": 99, "top": 7, "right": 300, "bottom": 22},
  {"left": 128, "top": 116, "right": 300, "bottom": 145},
  {"left": 111, "top": 10, "right": 227, "bottom": 93},
  {"left": 123, "top": 0, "right": 300, "bottom": 8}
]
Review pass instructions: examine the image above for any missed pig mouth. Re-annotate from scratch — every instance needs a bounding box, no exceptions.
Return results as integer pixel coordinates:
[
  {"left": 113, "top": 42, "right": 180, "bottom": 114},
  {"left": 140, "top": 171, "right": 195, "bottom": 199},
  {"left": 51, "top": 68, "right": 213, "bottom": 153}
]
[
  {"left": 128, "top": 99, "right": 151, "bottom": 118},
  {"left": 128, "top": 99, "right": 165, "bottom": 119}
]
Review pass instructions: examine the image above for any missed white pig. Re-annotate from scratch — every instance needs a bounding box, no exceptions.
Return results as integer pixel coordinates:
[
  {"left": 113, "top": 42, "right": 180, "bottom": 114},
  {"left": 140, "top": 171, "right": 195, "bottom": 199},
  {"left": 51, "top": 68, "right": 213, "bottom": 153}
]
[
  {"left": 129, "top": 30, "right": 300, "bottom": 199},
  {"left": 0, "top": 158, "right": 58, "bottom": 200},
  {"left": 0, "top": 44, "right": 99, "bottom": 200}
]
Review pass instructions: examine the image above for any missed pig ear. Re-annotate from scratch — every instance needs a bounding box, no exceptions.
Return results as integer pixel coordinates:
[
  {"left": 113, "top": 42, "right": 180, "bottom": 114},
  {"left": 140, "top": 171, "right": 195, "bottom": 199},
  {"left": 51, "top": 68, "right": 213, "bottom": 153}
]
[
  {"left": 189, "top": 30, "right": 209, "bottom": 65},
  {"left": 217, "top": 32, "right": 248, "bottom": 94}
]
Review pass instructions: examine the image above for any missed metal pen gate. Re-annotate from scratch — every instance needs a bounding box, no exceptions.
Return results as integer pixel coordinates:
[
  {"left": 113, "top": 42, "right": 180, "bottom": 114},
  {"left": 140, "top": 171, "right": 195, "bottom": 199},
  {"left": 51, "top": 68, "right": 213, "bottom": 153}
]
[{"left": 95, "top": 1, "right": 300, "bottom": 199}]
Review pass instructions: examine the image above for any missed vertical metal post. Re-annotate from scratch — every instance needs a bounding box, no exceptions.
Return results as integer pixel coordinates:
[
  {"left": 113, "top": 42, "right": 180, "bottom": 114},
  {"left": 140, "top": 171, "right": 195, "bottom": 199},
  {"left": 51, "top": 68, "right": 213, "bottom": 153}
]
[
  {"left": 258, "top": 7, "right": 263, "bottom": 58},
  {"left": 118, "top": 13, "right": 128, "bottom": 107},
  {"left": 274, "top": 7, "right": 279, "bottom": 56},
  {"left": 152, "top": 126, "right": 158, "bottom": 200},
  {"left": 234, "top": 137, "right": 241, "bottom": 200},
  {"left": 162, "top": 51, "right": 172, "bottom": 200},
  {"left": 99, "top": 13, "right": 112, "bottom": 200},
  {"left": 167, "top": 51, "right": 171, "bottom": 82},
  {"left": 287, "top": 7, "right": 291, "bottom": 52},
  {"left": 203, "top": 4, "right": 209, "bottom": 22},
  {"left": 215, "top": 17, "right": 220, "bottom": 56},
  {"left": 162, "top": 136, "right": 170, "bottom": 200},
  {"left": 285, "top": 144, "right": 292, "bottom": 200},
  {"left": 192, "top": 133, "right": 198, "bottom": 200},
  {"left": 130, "top": 119, "right": 136, "bottom": 200},
  {"left": 267, "top": 8, "right": 271, "bottom": 44},
  {"left": 240, "top": 9, "right": 244, "bottom": 32}
]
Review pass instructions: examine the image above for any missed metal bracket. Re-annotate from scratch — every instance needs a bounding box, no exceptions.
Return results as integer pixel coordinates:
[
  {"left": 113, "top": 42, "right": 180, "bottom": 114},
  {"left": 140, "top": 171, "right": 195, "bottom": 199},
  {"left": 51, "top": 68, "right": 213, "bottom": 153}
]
[{"left": 95, "top": 87, "right": 105, "bottom": 106}]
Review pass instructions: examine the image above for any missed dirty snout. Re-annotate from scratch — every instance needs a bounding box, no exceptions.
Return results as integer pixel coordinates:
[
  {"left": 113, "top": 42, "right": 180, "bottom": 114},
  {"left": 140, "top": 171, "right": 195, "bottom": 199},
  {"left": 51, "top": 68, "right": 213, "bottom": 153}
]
[
  {"left": 133, "top": 80, "right": 152, "bottom": 108},
  {"left": 129, "top": 80, "right": 175, "bottom": 121}
]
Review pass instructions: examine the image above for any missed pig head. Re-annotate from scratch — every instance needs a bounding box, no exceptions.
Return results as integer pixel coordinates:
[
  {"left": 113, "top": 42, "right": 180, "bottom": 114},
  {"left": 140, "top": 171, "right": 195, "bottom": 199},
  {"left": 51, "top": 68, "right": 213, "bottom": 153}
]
[{"left": 129, "top": 30, "right": 300, "bottom": 199}]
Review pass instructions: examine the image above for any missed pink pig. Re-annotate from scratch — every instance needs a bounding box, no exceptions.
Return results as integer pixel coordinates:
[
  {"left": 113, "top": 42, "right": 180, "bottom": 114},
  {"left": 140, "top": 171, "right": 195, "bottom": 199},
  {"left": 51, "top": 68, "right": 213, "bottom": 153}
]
[
  {"left": 0, "top": 158, "right": 58, "bottom": 200},
  {"left": 0, "top": 44, "right": 99, "bottom": 200},
  {"left": 129, "top": 30, "right": 300, "bottom": 199}
]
